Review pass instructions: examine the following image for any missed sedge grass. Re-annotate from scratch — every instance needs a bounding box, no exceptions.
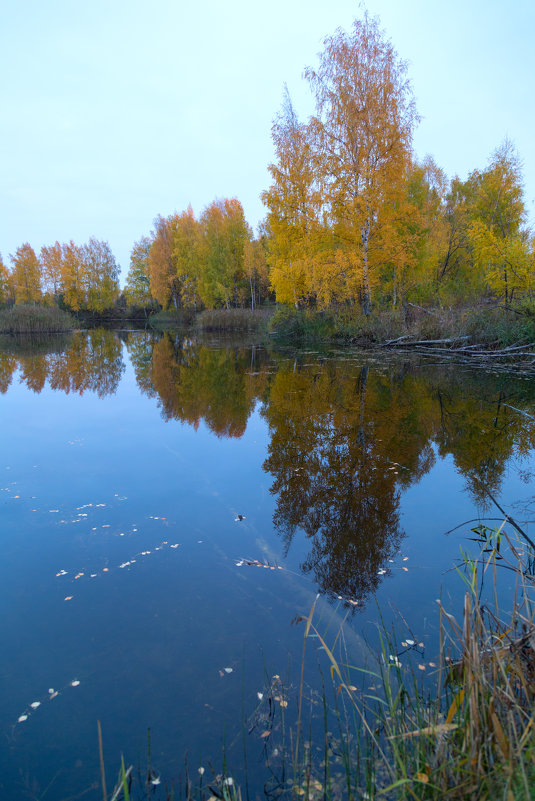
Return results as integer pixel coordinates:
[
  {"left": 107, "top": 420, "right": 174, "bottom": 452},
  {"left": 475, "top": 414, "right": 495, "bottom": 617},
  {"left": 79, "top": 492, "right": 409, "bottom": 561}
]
[{"left": 106, "top": 523, "right": 534, "bottom": 800}]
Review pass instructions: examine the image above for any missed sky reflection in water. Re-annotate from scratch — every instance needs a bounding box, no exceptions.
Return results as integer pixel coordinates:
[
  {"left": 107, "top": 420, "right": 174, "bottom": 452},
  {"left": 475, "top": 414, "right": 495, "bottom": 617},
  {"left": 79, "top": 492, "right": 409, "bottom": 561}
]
[{"left": 1, "top": 329, "right": 535, "bottom": 799}]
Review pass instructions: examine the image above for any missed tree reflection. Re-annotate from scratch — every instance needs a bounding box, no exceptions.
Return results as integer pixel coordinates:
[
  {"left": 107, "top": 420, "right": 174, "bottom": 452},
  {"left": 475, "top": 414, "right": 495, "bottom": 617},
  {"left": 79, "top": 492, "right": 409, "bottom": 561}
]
[
  {"left": 262, "top": 358, "right": 535, "bottom": 606},
  {"left": 2, "top": 328, "right": 535, "bottom": 607},
  {"left": 0, "top": 329, "right": 124, "bottom": 396},
  {"left": 144, "top": 333, "right": 268, "bottom": 438}
]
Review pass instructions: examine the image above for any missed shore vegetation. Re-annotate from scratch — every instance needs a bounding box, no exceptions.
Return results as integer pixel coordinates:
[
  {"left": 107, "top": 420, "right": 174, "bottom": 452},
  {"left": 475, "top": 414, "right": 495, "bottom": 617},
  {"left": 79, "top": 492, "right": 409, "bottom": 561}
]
[{"left": 0, "top": 304, "right": 76, "bottom": 335}]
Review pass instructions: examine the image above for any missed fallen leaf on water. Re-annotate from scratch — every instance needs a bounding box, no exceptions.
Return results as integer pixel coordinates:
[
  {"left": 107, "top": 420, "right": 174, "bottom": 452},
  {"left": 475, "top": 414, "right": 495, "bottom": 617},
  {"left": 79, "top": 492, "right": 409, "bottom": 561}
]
[
  {"left": 198, "top": 767, "right": 205, "bottom": 776},
  {"left": 50, "top": 692, "right": 58, "bottom": 699},
  {"left": 103, "top": 568, "right": 109, "bottom": 572},
  {"left": 403, "top": 556, "right": 409, "bottom": 561},
  {"left": 30, "top": 702, "right": 40, "bottom": 709},
  {"left": 418, "top": 664, "right": 426, "bottom": 671},
  {"left": 415, "top": 773, "right": 429, "bottom": 783},
  {"left": 402, "top": 567, "right": 409, "bottom": 572},
  {"left": 280, "top": 700, "right": 288, "bottom": 708},
  {"left": 71, "top": 680, "right": 80, "bottom": 687},
  {"left": 223, "top": 667, "right": 233, "bottom": 674},
  {"left": 257, "top": 692, "right": 263, "bottom": 700},
  {"left": 406, "top": 639, "right": 415, "bottom": 646},
  {"left": 18, "top": 715, "right": 28, "bottom": 722},
  {"left": 260, "top": 730, "right": 270, "bottom": 738},
  {"left": 395, "top": 723, "right": 457, "bottom": 739},
  {"left": 64, "top": 596, "right": 73, "bottom": 601},
  {"left": 219, "top": 670, "right": 224, "bottom": 677}
]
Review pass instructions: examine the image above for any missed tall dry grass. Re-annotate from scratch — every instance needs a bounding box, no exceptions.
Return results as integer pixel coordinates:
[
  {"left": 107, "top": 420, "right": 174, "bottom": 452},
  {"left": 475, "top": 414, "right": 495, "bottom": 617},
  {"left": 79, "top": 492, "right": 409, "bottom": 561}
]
[{"left": 0, "top": 304, "right": 76, "bottom": 334}]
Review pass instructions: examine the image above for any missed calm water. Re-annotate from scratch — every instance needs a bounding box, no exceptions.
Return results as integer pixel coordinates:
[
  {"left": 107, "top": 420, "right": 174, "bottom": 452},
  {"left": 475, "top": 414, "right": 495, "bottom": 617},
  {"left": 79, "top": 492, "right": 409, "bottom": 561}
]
[{"left": 1, "top": 330, "right": 535, "bottom": 799}]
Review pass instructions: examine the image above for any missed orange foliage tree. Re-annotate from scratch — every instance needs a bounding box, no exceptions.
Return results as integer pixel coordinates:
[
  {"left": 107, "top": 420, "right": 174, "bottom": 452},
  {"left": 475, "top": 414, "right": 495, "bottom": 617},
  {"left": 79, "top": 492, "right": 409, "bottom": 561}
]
[
  {"left": 10, "top": 243, "right": 42, "bottom": 304},
  {"left": 265, "top": 14, "right": 418, "bottom": 313},
  {"left": 0, "top": 254, "right": 10, "bottom": 305}
]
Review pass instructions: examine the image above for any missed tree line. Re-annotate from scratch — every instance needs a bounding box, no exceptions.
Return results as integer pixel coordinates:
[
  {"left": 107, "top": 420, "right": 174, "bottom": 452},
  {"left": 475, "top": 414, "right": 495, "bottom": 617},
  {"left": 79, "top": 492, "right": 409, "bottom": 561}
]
[
  {"left": 1, "top": 12, "right": 533, "bottom": 316},
  {"left": 263, "top": 14, "right": 533, "bottom": 313},
  {"left": 125, "top": 200, "right": 271, "bottom": 312},
  {"left": 0, "top": 238, "right": 120, "bottom": 313}
]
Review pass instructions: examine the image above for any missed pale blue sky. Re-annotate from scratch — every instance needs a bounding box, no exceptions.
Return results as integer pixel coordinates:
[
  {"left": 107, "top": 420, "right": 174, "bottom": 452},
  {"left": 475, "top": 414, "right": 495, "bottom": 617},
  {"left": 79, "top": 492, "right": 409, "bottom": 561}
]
[{"left": 1, "top": 0, "right": 533, "bottom": 283}]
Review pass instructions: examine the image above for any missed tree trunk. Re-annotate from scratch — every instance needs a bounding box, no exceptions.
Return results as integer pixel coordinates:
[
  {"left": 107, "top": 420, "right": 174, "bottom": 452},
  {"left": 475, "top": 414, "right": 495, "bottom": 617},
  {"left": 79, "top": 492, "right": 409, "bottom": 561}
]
[{"left": 361, "top": 218, "right": 371, "bottom": 316}]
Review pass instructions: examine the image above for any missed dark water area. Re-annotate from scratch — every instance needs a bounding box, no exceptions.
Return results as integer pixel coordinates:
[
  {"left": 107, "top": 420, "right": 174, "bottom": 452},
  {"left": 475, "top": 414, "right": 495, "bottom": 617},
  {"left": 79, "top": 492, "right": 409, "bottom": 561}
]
[{"left": 1, "top": 329, "right": 535, "bottom": 799}]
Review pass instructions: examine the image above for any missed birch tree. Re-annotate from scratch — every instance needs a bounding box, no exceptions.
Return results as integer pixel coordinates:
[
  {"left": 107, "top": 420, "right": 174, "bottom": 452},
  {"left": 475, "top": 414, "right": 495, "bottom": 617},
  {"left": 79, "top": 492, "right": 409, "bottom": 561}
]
[{"left": 306, "top": 13, "right": 418, "bottom": 314}]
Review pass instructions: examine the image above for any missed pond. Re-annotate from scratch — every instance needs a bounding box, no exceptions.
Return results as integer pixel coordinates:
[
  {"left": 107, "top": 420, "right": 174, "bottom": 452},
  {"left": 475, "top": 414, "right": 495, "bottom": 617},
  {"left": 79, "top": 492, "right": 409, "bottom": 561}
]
[{"left": 1, "top": 329, "right": 534, "bottom": 799}]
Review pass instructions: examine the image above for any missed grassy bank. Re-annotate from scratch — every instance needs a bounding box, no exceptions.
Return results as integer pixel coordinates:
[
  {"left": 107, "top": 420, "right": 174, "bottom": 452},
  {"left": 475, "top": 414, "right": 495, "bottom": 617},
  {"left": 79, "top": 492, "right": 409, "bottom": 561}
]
[
  {"left": 104, "top": 523, "right": 534, "bottom": 800},
  {"left": 268, "top": 303, "right": 535, "bottom": 350},
  {"left": 0, "top": 304, "right": 76, "bottom": 334}
]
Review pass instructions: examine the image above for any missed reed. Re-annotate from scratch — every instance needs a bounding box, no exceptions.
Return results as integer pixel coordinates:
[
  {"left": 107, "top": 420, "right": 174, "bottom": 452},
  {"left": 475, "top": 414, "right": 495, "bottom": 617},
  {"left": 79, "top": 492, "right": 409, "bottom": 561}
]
[
  {"left": 195, "top": 308, "right": 273, "bottom": 332},
  {"left": 0, "top": 304, "right": 76, "bottom": 334},
  {"left": 282, "top": 525, "right": 535, "bottom": 800},
  {"left": 107, "top": 523, "right": 534, "bottom": 800}
]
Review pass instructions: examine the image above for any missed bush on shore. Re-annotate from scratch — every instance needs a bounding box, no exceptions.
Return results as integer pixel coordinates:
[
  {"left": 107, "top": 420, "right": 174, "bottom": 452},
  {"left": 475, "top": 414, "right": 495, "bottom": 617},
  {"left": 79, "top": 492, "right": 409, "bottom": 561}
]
[{"left": 268, "top": 303, "right": 535, "bottom": 347}]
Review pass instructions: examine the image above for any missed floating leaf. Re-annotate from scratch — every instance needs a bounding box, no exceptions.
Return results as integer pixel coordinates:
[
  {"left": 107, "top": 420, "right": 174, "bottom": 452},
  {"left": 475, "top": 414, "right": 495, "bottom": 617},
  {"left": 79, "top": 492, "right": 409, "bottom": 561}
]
[
  {"left": 71, "top": 680, "right": 80, "bottom": 687},
  {"left": 406, "top": 639, "right": 415, "bottom": 646},
  {"left": 223, "top": 667, "right": 233, "bottom": 674},
  {"left": 280, "top": 700, "right": 288, "bottom": 708},
  {"left": 260, "top": 730, "right": 270, "bottom": 738},
  {"left": 396, "top": 723, "right": 457, "bottom": 738},
  {"left": 64, "top": 596, "right": 73, "bottom": 601},
  {"left": 18, "top": 715, "right": 28, "bottom": 722},
  {"left": 30, "top": 702, "right": 40, "bottom": 709},
  {"left": 257, "top": 692, "right": 264, "bottom": 700},
  {"left": 198, "top": 767, "right": 205, "bottom": 776}
]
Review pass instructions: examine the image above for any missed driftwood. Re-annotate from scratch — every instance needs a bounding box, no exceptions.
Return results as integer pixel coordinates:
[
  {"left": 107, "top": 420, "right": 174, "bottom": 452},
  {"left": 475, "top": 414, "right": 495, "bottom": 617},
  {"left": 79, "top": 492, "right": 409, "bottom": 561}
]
[
  {"left": 380, "top": 336, "right": 469, "bottom": 347},
  {"left": 380, "top": 336, "right": 535, "bottom": 364}
]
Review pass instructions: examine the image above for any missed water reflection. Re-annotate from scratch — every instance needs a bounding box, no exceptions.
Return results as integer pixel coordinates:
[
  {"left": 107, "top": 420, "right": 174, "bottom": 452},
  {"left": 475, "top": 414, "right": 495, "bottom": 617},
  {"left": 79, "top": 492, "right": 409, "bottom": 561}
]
[
  {"left": 2, "top": 330, "right": 535, "bottom": 606},
  {"left": 0, "top": 329, "right": 124, "bottom": 397}
]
